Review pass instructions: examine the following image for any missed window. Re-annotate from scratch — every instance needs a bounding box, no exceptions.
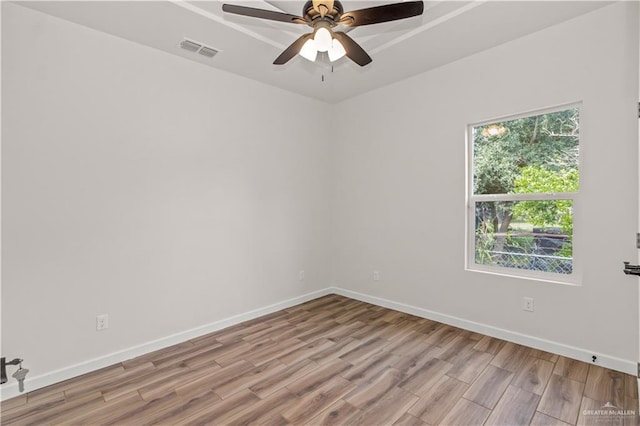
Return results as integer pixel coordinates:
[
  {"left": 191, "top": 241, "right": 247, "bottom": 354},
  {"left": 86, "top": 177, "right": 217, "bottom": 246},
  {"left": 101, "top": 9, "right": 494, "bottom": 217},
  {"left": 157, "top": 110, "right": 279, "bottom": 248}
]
[{"left": 467, "top": 105, "right": 580, "bottom": 282}]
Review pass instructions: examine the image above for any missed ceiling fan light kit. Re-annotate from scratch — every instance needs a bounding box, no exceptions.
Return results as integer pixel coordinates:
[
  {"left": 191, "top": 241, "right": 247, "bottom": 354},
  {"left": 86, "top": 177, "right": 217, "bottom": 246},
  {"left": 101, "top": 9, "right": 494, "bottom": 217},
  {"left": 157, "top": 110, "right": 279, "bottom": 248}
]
[
  {"left": 221, "top": 0, "right": 424, "bottom": 67},
  {"left": 328, "top": 39, "right": 346, "bottom": 62},
  {"left": 297, "top": 21, "right": 347, "bottom": 63}
]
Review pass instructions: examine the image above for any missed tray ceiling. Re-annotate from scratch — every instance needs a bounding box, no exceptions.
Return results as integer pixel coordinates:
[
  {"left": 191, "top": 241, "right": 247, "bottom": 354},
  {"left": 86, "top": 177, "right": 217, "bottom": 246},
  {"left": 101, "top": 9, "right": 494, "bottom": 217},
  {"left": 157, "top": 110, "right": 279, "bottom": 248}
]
[{"left": 14, "top": 1, "right": 612, "bottom": 103}]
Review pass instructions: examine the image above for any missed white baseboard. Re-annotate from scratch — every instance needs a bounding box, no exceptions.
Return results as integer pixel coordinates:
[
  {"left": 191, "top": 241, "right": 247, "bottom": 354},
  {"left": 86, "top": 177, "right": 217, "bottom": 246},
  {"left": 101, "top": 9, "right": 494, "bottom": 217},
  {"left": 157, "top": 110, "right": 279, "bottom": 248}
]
[
  {"left": 2, "top": 286, "right": 636, "bottom": 401},
  {"left": 0, "top": 288, "right": 332, "bottom": 401},
  {"left": 329, "top": 286, "right": 637, "bottom": 376}
]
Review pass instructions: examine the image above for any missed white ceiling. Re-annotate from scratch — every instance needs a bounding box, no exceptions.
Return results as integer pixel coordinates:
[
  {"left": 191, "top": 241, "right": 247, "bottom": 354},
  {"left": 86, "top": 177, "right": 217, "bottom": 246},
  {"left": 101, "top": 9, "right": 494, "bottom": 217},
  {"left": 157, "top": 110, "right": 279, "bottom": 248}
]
[{"left": 15, "top": 0, "right": 612, "bottom": 103}]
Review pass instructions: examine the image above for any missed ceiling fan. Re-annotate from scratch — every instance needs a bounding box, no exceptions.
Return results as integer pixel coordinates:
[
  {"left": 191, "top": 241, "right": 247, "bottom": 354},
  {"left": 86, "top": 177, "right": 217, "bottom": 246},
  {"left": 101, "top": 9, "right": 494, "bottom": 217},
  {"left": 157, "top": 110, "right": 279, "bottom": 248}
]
[{"left": 222, "top": 0, "right": 424, "bottom": 66}]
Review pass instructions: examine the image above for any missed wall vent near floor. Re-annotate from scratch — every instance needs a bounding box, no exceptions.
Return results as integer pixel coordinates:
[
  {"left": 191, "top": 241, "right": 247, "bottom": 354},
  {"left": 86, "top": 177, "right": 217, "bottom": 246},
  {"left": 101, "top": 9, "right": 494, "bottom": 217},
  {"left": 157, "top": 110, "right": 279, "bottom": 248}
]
[{"left": 179, "top": 39, "right": 219, "bottom": 59}]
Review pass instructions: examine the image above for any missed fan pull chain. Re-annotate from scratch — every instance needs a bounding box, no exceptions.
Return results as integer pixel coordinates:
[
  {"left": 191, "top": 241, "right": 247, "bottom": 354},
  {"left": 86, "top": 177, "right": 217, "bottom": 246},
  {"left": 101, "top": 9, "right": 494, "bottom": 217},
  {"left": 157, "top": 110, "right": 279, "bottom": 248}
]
[{"left": 321, "top": 65, "right": 335, "bottom": 82}]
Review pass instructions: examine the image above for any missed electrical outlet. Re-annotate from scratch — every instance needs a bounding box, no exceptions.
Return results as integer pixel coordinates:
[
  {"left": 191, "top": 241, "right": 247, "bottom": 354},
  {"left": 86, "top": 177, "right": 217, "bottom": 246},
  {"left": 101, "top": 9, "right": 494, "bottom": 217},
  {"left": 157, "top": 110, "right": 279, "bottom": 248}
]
[
  {"left": 298, "top": 270, "right": 305, "bottom": 281},
  {"left": 96, "top": 314, "right": 109, "bottom": 331},
  {"left": 522, "top": 297, "right": 534, "bottom": 312},
  {"left": 373, "top": 271, "right": 380, "bottom": 281}
]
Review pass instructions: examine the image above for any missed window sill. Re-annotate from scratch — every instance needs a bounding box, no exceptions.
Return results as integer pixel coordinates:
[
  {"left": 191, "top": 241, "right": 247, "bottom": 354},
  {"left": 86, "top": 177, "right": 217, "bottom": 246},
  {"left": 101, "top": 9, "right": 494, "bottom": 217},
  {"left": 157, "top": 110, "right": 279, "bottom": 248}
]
[{"left": 466, "top": 264, "right": 582, "bottom": 286}]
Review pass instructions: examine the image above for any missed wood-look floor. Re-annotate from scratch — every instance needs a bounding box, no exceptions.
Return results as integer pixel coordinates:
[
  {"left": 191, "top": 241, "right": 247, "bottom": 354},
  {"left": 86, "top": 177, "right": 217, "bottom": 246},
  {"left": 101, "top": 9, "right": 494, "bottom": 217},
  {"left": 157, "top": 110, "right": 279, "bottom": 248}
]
[{"left": 1, "top": 295, "right": 638, "bottom": 425}]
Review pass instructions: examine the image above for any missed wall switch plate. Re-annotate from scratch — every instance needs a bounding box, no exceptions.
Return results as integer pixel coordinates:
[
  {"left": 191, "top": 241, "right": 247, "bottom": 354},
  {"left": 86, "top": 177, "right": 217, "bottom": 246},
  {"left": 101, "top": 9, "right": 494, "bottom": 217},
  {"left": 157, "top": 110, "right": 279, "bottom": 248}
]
[
  {"left": 373, "top": 271, "right": 380, "bottom": 281},
  {"left": 523, "top": 297, "right": 534, "bottom": 312},
  {"left": 96, "top": 314, "right": 109, "bottom": 331},
  {"left": 298, "top": 270, "right": 305, "bottom": 281}
]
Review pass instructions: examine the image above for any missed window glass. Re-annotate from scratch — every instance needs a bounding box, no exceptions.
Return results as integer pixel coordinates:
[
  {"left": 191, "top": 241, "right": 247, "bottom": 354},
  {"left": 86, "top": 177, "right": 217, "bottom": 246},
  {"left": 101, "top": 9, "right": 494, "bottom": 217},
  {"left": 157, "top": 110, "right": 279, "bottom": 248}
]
[{"left": 469, "top": 106, "right": 579, "bottom": 278}]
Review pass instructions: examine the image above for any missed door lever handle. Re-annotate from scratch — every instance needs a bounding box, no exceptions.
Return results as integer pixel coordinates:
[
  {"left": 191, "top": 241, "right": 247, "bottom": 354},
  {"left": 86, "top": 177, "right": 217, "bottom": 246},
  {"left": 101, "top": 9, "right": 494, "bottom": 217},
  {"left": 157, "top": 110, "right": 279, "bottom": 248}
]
[{"left": 623, "top": 262, "right": 640, "bottom": 276}]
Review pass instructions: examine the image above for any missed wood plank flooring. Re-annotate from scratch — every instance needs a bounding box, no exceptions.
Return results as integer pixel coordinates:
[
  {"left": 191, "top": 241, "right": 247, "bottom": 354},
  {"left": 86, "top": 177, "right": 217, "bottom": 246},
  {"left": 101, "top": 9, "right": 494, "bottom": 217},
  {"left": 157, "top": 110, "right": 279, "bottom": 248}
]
[{"left": 1, "top": 295, "right": 638, "bottom": 425}]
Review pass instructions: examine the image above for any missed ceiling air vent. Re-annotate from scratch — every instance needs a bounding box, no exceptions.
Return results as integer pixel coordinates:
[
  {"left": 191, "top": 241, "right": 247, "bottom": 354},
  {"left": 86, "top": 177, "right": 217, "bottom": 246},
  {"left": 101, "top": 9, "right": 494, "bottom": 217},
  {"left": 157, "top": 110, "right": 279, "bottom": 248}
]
[
  {"left": 179, "top": 39, "right": 219, "bottom": 59},
  {"left": 180, "top": 39, "right": 201, "bottom": 52},
  {"left": 198, "top": 46, "right": 218, "bottom": 58}
]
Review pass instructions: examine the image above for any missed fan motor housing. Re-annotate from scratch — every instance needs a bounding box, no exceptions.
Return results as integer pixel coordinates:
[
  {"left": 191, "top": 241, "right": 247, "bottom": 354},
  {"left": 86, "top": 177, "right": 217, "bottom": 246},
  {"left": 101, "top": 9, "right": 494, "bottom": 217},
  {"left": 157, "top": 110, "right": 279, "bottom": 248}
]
[{"left": 303, "top": 0, "right": 343, "bottom": 24}]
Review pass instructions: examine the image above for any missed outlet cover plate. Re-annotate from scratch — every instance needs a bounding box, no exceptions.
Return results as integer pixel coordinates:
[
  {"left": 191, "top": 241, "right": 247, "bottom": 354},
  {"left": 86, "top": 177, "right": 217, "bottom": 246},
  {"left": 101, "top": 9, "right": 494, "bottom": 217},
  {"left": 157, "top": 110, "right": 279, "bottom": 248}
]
[{"left": 96, "top": 314, "right": 109, "bottom": 331}]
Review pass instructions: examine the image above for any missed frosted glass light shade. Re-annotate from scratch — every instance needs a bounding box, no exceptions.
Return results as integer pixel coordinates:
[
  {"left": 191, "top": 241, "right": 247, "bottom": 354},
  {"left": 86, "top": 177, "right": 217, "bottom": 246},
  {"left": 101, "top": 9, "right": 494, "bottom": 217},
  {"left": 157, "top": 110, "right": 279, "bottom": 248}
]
[
  {"left": 300, "top": 24, "right": 345, "bottom": 63},
  {"left": 314, "top": 27, "right": 332, "bottom": 52},
  {"left": 328, "top": 38, "right": 346, "bottom": 62},
  {"left": 299, "top": 39, "right": 318, "bottom": 62}
]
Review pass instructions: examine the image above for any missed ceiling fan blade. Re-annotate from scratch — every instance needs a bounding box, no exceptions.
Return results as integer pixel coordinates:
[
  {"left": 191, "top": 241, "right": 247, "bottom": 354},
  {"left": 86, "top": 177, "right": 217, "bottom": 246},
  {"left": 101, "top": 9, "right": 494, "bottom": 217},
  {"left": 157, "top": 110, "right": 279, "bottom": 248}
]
[
  {"left": 222, "top": 4, "right": 308, "bottom": 24},
  {"left": 332, "top": 32, "right": 372, "bottom": 66},
  {"left": 338, "top": 1, "right": 424, "bottom": 27},
  {"left": 274, "top": 33, "right": 313, "bottom": 65}
]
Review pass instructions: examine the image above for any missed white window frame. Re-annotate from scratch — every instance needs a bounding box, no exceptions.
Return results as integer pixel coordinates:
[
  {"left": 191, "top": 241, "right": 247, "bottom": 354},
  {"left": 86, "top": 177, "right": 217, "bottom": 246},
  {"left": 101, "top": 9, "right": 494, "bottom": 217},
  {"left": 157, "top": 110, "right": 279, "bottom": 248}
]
[{"left": 465, "top": 103, "right": 582, "bottom": 285}]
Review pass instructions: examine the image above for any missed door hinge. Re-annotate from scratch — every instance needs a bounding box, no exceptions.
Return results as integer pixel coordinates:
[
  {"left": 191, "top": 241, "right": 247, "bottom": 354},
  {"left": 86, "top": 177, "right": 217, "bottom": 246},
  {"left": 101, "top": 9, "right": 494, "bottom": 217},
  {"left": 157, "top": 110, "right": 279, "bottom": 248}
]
[
  {"left": 638, "top": 102, "right": 640, "bottom": 118},
  {"left": 637, "top": 362, "right": 639, "bottom": 377},
  {"left": 637, "top": 233, "right": 640, "bottom": 248}
]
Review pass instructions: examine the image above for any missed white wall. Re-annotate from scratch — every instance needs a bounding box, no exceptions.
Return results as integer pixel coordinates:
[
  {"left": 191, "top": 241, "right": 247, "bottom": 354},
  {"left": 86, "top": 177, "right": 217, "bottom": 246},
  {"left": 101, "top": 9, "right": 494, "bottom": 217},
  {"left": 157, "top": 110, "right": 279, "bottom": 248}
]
[
  {"left": 2, "top": 2, "right": 331, "bottom": 391},
  {"left": 332, "top": 2, "right": 639, "bottom": 365}
]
